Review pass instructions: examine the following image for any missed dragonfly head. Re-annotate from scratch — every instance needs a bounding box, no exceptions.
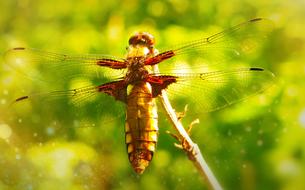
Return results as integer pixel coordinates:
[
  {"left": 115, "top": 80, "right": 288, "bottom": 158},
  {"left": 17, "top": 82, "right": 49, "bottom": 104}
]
[
  {"left": 129, "top": 32, "right": 155, "bottom": 47},
  {"left": 127, "top": 32, "right": 156, "bottom": 58}
]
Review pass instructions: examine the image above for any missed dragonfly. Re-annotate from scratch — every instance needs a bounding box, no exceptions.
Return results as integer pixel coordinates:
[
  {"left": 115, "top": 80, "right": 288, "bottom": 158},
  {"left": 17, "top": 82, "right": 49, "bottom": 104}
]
[{"left": 4, "top": 18, "right": 274, "bottom": 174}]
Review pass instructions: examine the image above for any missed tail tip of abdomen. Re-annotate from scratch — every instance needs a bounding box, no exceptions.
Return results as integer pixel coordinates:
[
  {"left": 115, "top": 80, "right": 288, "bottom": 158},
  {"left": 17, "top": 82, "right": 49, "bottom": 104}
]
[
  {"left": 131, "top": 157, "right": 150, "bottom": 174},
  {"left": 134, "top": 165, "right": 146, "bottom": 174},
  {"left": 129, "top": 149, "right": 153, "bottom": 174}
]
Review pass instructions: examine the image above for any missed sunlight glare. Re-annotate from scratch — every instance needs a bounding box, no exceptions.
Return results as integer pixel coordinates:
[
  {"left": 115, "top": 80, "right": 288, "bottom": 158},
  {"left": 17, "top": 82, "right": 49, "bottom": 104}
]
[
  {"left": 0, "top": 123, "right": 12, "bottom": 140},
  {"left": 298, "top": 109, "right": 305, "bottom": 128},
  {"left": 0, "top": 98, "right": 7, "bottom": 105}
]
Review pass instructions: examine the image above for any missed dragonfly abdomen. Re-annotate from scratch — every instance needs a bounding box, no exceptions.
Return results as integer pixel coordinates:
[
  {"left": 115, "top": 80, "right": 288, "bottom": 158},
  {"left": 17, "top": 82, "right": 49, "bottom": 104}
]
[{"left": 125, "top": 82, "right": 158, "bottom": 174}]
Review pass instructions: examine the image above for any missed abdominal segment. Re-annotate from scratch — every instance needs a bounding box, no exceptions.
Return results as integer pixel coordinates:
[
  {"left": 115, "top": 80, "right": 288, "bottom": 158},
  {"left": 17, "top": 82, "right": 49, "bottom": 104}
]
[{"left": 125, "top": 82, "right": 158, "bottom": 174}]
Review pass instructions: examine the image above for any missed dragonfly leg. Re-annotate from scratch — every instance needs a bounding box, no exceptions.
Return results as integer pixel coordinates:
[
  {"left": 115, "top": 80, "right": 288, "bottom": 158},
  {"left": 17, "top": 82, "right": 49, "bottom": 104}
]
[{"left": 176, "top": 104, "right": 188, "bottom": 121}]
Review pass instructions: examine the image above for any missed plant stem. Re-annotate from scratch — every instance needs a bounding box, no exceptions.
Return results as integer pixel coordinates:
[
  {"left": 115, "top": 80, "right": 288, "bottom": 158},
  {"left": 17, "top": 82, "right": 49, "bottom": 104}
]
[{"left": 153, "top": 65, "right": 222, "bottom": 190}]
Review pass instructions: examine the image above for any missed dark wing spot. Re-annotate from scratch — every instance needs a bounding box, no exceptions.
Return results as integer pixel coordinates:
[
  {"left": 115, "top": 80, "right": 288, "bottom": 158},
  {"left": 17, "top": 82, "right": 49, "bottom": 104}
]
[
  {"left": 13, "top": 47, "right": 25, "bottom": 50},
  {"left": 250, "top": 18, "right": 263, "bottom": 22},
  {"left": 249, "top": 67, "right": 264, "bottom": 71},
  {"left": 15, "top": 96, "right": 29, "bottom": 102}
]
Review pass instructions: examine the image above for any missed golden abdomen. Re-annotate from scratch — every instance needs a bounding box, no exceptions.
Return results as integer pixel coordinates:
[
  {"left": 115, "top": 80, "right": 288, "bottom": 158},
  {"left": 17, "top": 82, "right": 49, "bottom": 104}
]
[{"left": 125, "top": 82, "right": 158, "bottom": 174}]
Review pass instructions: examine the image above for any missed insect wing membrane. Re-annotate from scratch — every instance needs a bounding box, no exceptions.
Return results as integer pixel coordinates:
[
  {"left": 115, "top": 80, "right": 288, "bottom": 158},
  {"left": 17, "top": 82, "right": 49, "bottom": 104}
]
[
  {"left": 161, "top": 68, "right": 275, "bottom": 115},
  {"left": 4, "top": 48, "right": 126, "bottom": 130},
  {"left": 158, "top": 18, "right": 274, "bottom": 73}
]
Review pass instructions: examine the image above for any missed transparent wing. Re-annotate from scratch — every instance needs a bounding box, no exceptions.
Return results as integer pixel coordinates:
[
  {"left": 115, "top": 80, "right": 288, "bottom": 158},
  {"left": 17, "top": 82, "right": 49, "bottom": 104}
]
[
  {"left": 3, "top": 47, "right": 126, "bottom": 87},
  {"left": 3, "top": 48, "right": 127, "bottom": 128},
  {"left": 13, "top": 84, "right": 102, "bottom": 106},
  {"left": 158, "top": 18, "right": 274, "bottom": 72},
  {"left": 7, "top": 81, "right": 126, "bottom": 130},
  {"left": 157, "top": 67, "right": 275, "bottom": 114}
]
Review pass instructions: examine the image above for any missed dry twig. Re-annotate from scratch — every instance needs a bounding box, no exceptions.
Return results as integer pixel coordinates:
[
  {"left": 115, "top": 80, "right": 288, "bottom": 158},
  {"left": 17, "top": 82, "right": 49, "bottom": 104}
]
[{"left": 153, "top": 65, "right": 223, "bottom": 190}]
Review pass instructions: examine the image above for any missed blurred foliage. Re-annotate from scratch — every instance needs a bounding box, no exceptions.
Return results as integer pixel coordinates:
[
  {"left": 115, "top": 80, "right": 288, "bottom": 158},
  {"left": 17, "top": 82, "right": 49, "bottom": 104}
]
[{"left": 0, "top": 0, "right": 305, "bottom": 190}]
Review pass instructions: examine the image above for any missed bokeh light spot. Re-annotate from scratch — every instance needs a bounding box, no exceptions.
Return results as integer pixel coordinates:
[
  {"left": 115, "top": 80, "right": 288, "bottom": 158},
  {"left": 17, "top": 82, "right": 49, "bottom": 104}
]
[{"left": 0, "top": 123, "right": 12, "bottom": 140}]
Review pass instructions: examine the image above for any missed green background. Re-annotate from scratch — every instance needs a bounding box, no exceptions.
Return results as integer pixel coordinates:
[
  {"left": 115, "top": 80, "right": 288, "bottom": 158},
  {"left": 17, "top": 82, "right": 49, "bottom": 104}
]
[{"left": 0, "top": 0, "right": 304, "bottom": 190}]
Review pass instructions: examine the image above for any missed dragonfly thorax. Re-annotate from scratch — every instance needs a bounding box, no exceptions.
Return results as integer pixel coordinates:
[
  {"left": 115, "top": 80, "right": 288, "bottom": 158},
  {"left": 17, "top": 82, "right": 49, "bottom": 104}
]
[
  {"left": 125, "top": 32, "right": 157, "bottom": 84},
  {"left": 125, "top": 56, "right": 150, "bottom": 84}
]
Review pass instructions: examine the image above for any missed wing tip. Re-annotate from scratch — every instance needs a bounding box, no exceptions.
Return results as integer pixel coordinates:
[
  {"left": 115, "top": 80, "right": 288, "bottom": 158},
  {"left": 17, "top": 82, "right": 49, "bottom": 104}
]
[
  {"left": 249, "top": 18, "right": 274, "bottom": 30},
  {"left": 249, "top": 67, "right": 276, "bottom": 79}
]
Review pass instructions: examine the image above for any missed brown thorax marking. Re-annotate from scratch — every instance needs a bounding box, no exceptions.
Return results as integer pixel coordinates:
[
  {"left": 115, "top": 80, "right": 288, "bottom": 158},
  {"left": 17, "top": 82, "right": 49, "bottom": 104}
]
[{"left": 125, "top": 56, "right": 149, "bottom": 84}]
